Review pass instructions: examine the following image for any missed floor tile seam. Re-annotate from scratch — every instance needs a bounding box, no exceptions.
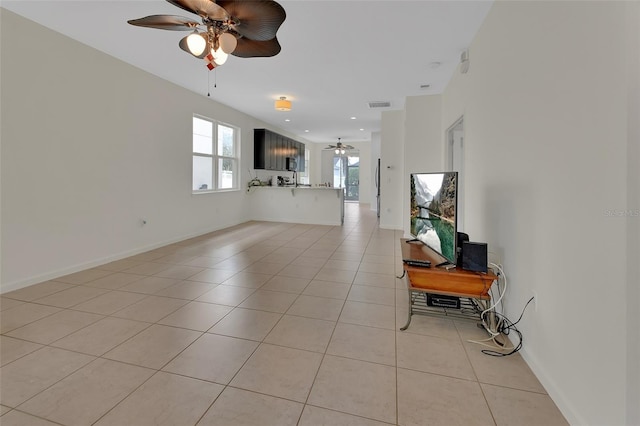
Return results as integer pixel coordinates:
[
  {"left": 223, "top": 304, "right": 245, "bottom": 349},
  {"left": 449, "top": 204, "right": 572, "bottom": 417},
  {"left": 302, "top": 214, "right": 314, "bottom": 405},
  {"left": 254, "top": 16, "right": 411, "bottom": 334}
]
[
  {"left": 353, "top": 282, "right": 398, "bottom": 290},
  {"left": 149, "top": 268, "right": 210, "bottom": 281},
  {"left": 1, "top": 283, "right": 83, "bottom": 303},
  {"left": 4, "top": 311, "right": 109, "bottom": 347},
  {"left": 477, "top": 381, "right": 550, "bottom": 395},
  {"left": 459, "top": 332, "right": 490, "bottom": 384},
  {"left": 0, "top": 336, "right": 46, "bottom": 368},
  {"left": 6, "top": 351, "right": 99, "bottom": 413},
  {"left": 393, "top": 255, "right": 400, "bottom": 426},
  {"left": 42, "top": 319, "right": 155, "bottom": 358},
  {"left": 75, "top": 275, "right": 152, "bottom": 290},
  {"left": 0, "top": 293, "right": 65, "bottom": 304},
  {"left": 88, "top": 368, "right": 174, "bottom": 426},
  {"left": 2, "top": 407, "right": 67, "bottom": 425},
  {"left": 343, "top": 295, "right": 398, "bottom": 309},
  {"left": 0, "top": 305, "right": 64, "bottom": 334},
  {"left": 192, "top": 384, "right": 227, "bottom": 426},
  {"left": 25, "top": 289, "right": 117, "bottom": 311},
  {"left": 98, "top": 337, "right": 199, "bottom": 373},
  {"left": 323, "top": 347, "right": 397, "bottom": 368},
  {"left": 397, "top": 328, "right": 466, "bottom": 343},
  {"left": 336, "top": 318, "right": 396, "bottom": 333},
  {"left": 243, "top": 283, "right": 309, "bottom": 303},
  {"left": 297, "top": 296, "right": 346, "bottom": 410},
  {"left": 354, "top": 268, "right": 398, "bottom": 277},
  {"left": 476, "top": 374, "right": 501, "bottom": 426},
  {"left": 395, "top": 361, "right": 490, "bottom": 387},
  {"left": 303, "top": 402, "right": 398, "bottom": 426}
]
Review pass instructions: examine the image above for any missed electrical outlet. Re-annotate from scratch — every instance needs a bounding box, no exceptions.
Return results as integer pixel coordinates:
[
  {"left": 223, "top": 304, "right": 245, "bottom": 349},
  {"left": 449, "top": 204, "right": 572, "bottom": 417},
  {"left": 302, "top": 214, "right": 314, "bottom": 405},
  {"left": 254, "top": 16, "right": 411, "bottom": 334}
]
[{"left": 532, "top": 290, "right": 538, "bottom": 312}]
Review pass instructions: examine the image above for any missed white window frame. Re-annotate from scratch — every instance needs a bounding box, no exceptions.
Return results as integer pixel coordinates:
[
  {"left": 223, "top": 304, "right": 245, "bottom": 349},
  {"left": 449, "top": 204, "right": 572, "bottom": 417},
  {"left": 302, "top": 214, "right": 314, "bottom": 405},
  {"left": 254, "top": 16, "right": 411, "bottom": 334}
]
[
  {"left": 192, "top": 114, "right": 241, "bottom": 194},
  {"left": 299, "top": 148, "right": 310, "bottom": 184}
]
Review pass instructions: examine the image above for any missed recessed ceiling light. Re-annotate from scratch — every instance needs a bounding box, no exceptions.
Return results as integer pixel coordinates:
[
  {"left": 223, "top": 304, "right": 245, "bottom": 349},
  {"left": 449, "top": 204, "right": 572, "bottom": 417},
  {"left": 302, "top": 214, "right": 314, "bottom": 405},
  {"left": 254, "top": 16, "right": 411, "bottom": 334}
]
[
  {"left": 359, "top": 128, "right": 364, "bottom": 131},
  {"left": 429, "top": 61, "right": 442, "bottom": 69},
  {"left": 350, "top": 116, "right": 356, "bottom": 120},
  {"left": 304, "top": 130, "right": 309, "bottom": 132},
  {"left": 285, "top": 119, "right": 290, "bottom": 122}
]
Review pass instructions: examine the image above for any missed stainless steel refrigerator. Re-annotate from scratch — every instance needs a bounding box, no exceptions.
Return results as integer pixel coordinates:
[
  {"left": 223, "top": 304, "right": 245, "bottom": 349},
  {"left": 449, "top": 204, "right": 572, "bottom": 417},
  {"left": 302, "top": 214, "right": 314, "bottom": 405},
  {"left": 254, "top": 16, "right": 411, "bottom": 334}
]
[{"left": 375, "top": 158, "right": 380, "bottom": 217}]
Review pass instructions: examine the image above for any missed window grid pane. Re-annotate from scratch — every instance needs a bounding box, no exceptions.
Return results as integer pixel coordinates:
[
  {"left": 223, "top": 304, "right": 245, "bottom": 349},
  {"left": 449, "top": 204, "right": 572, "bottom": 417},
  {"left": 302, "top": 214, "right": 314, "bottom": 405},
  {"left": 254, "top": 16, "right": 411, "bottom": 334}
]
[
  {"left": 218, "top": 124, "right": 235, "bottom": 157},
  {"left": 193, "top": 155, "right": 213, "bottom": 191},
  {"left": 193, "top": 134, "right": 212, "bottom": 155},
  {"left": 193, "top": 117, "right": 213, "bottom": 137},
  {"left": 218, "top": 158, "right": 235, "bottom": 189}
]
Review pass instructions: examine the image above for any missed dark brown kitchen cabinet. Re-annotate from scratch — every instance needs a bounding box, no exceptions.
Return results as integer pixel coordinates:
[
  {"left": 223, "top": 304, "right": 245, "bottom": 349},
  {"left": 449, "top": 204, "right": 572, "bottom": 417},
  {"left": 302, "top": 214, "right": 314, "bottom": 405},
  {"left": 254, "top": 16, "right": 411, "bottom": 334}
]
[{"left": 254, "top": 129, "right": 305, "bottom": 172}]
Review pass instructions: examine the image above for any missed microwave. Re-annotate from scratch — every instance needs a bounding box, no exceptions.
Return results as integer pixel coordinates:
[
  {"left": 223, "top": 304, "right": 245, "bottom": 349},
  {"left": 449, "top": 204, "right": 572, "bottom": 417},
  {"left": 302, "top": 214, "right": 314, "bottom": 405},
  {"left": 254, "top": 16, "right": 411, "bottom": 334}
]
[{"left": 285, "top": 157, "right": 297, "bottom": 171}]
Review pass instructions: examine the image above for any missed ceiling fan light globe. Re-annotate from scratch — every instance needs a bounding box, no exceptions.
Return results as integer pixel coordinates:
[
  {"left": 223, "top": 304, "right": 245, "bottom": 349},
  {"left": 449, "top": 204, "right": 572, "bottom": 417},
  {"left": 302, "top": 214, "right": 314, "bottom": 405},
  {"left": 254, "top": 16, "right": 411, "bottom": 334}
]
[
  {"left": 341, "top": 149, "right": 346, "bottom": 154},
  {"left": 186, "top": 32, "right": 206, "bottom": 56},
  {"left": 212, "top": 47, "right": 228, "bottom": 65},
  {"left": 219, "top": 33, "right": 238, "bottom": 54},
  {"left": 335, "top": 149, "right": 340, "bottom": 155}
]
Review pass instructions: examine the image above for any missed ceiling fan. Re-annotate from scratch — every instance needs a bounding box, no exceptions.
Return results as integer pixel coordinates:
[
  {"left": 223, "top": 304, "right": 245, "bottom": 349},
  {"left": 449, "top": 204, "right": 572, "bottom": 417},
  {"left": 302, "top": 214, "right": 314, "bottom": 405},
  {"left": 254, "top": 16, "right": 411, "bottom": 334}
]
[
  {"left": 128, "top": 0, "right": 286, "bottom": 69},
  {"left": 325, "top": 138, "right": 354, "bottom": 155}
]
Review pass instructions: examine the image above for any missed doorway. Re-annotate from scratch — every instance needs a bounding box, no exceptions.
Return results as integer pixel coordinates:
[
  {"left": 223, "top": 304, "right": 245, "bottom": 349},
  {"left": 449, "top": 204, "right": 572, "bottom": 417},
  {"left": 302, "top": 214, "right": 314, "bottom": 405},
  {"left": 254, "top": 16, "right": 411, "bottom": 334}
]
[
  {"left": 446, "top": 116, "right": 464, "bottom": 231},
  {"left": 333, "top": 154, "right": 360, "bottom": 201}
]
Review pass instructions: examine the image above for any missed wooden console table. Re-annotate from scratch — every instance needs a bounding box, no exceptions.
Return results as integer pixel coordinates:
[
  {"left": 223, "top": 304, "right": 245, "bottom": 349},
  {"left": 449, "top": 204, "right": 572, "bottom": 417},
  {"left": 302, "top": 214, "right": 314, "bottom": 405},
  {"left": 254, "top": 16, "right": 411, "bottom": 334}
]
[{"left": 399, "top": 239, "right": 498, "bottom": 330}]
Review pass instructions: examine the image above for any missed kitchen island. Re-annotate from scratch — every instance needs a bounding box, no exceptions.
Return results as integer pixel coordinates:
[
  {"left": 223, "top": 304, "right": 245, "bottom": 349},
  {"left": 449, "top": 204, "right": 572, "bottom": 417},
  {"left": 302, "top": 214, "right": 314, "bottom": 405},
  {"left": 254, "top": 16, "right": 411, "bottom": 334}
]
[{"left": 247, "top": 186, "right": 344, "bottom": 225}]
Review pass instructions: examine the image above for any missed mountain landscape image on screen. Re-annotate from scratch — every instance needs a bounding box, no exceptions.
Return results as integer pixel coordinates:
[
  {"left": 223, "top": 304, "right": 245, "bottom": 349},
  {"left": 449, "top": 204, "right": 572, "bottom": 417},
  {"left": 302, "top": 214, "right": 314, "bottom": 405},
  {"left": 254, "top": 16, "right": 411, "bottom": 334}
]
[{"left": 410, "top": 172, "right": 457, "bottom": 262}]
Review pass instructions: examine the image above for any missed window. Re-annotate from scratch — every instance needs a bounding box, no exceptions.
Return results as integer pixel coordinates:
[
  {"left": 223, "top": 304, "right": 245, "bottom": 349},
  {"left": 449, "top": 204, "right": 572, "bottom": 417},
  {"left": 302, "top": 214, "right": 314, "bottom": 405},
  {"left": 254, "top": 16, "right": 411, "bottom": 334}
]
[
  {"left": 299, "top": 148, "right": 310, "bottom": 184},
  {"left": 192, "top": 115, "right": 240, "bottom": 193}
]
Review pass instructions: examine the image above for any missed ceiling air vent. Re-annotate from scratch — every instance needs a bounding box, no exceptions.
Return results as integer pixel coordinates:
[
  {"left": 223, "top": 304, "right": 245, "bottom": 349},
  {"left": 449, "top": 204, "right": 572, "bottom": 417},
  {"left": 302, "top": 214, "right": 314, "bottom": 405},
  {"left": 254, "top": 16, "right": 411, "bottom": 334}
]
[{"left": 367, "top": 101, "right": 391, "bottom": 109}]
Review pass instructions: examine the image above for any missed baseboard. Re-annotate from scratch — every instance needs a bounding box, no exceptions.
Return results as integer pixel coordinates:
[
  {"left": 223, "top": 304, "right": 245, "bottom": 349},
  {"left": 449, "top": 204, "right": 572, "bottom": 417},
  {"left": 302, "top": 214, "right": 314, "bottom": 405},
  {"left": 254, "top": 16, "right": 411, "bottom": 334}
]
[
  {"left": 519, "top": 347, "right": 584, "bottom": 425},
  {"left": 0, "top": 220, "right": 246, "bottom": 294}
]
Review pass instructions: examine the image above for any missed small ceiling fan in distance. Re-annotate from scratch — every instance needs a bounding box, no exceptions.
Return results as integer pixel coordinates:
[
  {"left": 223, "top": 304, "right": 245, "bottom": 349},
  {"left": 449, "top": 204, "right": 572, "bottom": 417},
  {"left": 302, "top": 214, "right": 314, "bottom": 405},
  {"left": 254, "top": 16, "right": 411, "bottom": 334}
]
[
  {"left": 128, "top": 0, "right": 286, "bottom": 69},
  {"left": 325, "top": 138, "right": 355, "bottom": 155}
]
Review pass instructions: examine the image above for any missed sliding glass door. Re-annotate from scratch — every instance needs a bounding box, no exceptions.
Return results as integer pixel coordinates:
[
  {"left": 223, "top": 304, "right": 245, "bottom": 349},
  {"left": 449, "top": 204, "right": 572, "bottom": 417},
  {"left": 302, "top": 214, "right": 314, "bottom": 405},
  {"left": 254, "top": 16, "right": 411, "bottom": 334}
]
[{"left": 333, "top": 155, "right": 359, "bottom": 201}]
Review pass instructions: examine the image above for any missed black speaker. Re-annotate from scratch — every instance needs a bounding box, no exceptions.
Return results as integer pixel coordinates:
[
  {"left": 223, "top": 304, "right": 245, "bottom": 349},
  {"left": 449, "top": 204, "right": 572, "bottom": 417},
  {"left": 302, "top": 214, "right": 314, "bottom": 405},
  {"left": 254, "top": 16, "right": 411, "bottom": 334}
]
[
  {"left": 456, "top": 232, "right": 469, "bottom": 268},
  {"left": 461, "top": 241, "right": 488, "bottom": 273}
]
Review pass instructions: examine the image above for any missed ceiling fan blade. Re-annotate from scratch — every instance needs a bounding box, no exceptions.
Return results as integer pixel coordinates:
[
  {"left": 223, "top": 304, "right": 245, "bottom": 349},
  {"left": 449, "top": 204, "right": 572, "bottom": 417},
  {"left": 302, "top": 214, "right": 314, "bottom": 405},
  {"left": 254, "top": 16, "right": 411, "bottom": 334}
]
[
  {"left": 178, "top": 35, "right": 210, "bottom": 58},
  {"left": 128, "top": 15, "right": 200, "bottom": 30},
  {"left": 217, "top": 0, "right": 286, "bottom": 41},
  {"left": 166, "top": 0, "right": 229, "bottom": 21},
  {"left": 231, "top": 37, "right": 281, "bottom": 58}
]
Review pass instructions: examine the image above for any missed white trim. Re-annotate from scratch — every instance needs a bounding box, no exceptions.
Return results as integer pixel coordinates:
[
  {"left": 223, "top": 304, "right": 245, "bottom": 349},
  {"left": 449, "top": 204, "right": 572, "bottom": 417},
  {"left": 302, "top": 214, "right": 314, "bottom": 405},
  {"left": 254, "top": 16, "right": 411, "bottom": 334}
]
[{"left": 0, "top": 218, "right": 247, "bottom": 294}]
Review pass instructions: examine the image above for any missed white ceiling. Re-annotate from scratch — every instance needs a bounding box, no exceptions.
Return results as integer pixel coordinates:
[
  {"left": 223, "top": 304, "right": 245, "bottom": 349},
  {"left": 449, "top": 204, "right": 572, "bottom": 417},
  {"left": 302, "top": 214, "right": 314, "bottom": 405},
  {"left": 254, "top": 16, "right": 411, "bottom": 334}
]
[{"left": 1, "top": 0, "right": 492, "bottom": 145}]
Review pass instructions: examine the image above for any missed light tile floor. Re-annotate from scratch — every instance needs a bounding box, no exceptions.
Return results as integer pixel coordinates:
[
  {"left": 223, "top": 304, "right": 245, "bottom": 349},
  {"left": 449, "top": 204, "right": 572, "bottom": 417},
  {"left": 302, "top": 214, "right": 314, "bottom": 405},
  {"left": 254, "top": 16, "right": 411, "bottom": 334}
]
[{"left": 0, "top": 203, "right": 568, "bottom": 425}]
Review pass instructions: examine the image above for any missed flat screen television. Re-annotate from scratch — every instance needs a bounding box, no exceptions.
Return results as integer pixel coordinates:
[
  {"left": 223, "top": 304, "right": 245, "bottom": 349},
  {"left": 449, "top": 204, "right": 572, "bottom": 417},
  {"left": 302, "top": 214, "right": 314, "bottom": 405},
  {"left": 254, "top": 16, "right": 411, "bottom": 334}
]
[{"left": 410, "top": 171, "right": 458, "bottom": 265}]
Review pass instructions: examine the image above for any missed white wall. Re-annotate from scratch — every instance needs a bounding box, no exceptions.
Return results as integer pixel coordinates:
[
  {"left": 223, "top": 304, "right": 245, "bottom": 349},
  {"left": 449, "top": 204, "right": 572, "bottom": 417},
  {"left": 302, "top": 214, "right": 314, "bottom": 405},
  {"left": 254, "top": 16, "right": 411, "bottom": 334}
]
[
  {"left": 1, "top": 10, "right": 274, "bottom": 291},
  {"left": 441, "top": 2, "right": 632, "bottom": 424},
  {"left": 625, "top": 2, "right": 640, "bottom": 424},
  {"left": 379, "top": 110, "right": 404, "bottom": 229},
  {"left": 370, "top": 132, "right": 381, "bottom": 213},
  {"left": 402, "top": 95, "right": 442, "bottom": 235}
]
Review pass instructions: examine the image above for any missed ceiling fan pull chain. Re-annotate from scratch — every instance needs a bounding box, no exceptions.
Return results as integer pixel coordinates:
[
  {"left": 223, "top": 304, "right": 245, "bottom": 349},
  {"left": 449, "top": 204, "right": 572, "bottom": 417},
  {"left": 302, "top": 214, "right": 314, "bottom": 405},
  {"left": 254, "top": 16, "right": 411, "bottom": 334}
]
[
  {"left": 214, "top": 68, "right": 217, "bottom": 88},
  {"left": 207, "top": 71, "right": 210, "bottom": 97}
]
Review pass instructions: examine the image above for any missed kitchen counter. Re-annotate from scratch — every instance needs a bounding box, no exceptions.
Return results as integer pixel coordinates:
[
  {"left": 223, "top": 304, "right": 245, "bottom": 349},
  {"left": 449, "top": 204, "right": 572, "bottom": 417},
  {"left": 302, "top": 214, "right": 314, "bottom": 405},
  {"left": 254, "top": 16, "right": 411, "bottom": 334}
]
[{"left": 247, "top": 186, "right": 344, "bottom": 225}]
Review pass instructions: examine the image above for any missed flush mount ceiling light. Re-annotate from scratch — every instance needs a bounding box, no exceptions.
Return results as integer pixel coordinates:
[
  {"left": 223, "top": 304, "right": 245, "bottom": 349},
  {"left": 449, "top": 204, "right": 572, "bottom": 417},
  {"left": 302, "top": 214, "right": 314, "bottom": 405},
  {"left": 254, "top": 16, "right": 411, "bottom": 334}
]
[
  {"left": 275, "top": 96, "right": 291, "bottom": 111},
  {"left": 128, "top": 0, "right": 286, "bottom": 70}
]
